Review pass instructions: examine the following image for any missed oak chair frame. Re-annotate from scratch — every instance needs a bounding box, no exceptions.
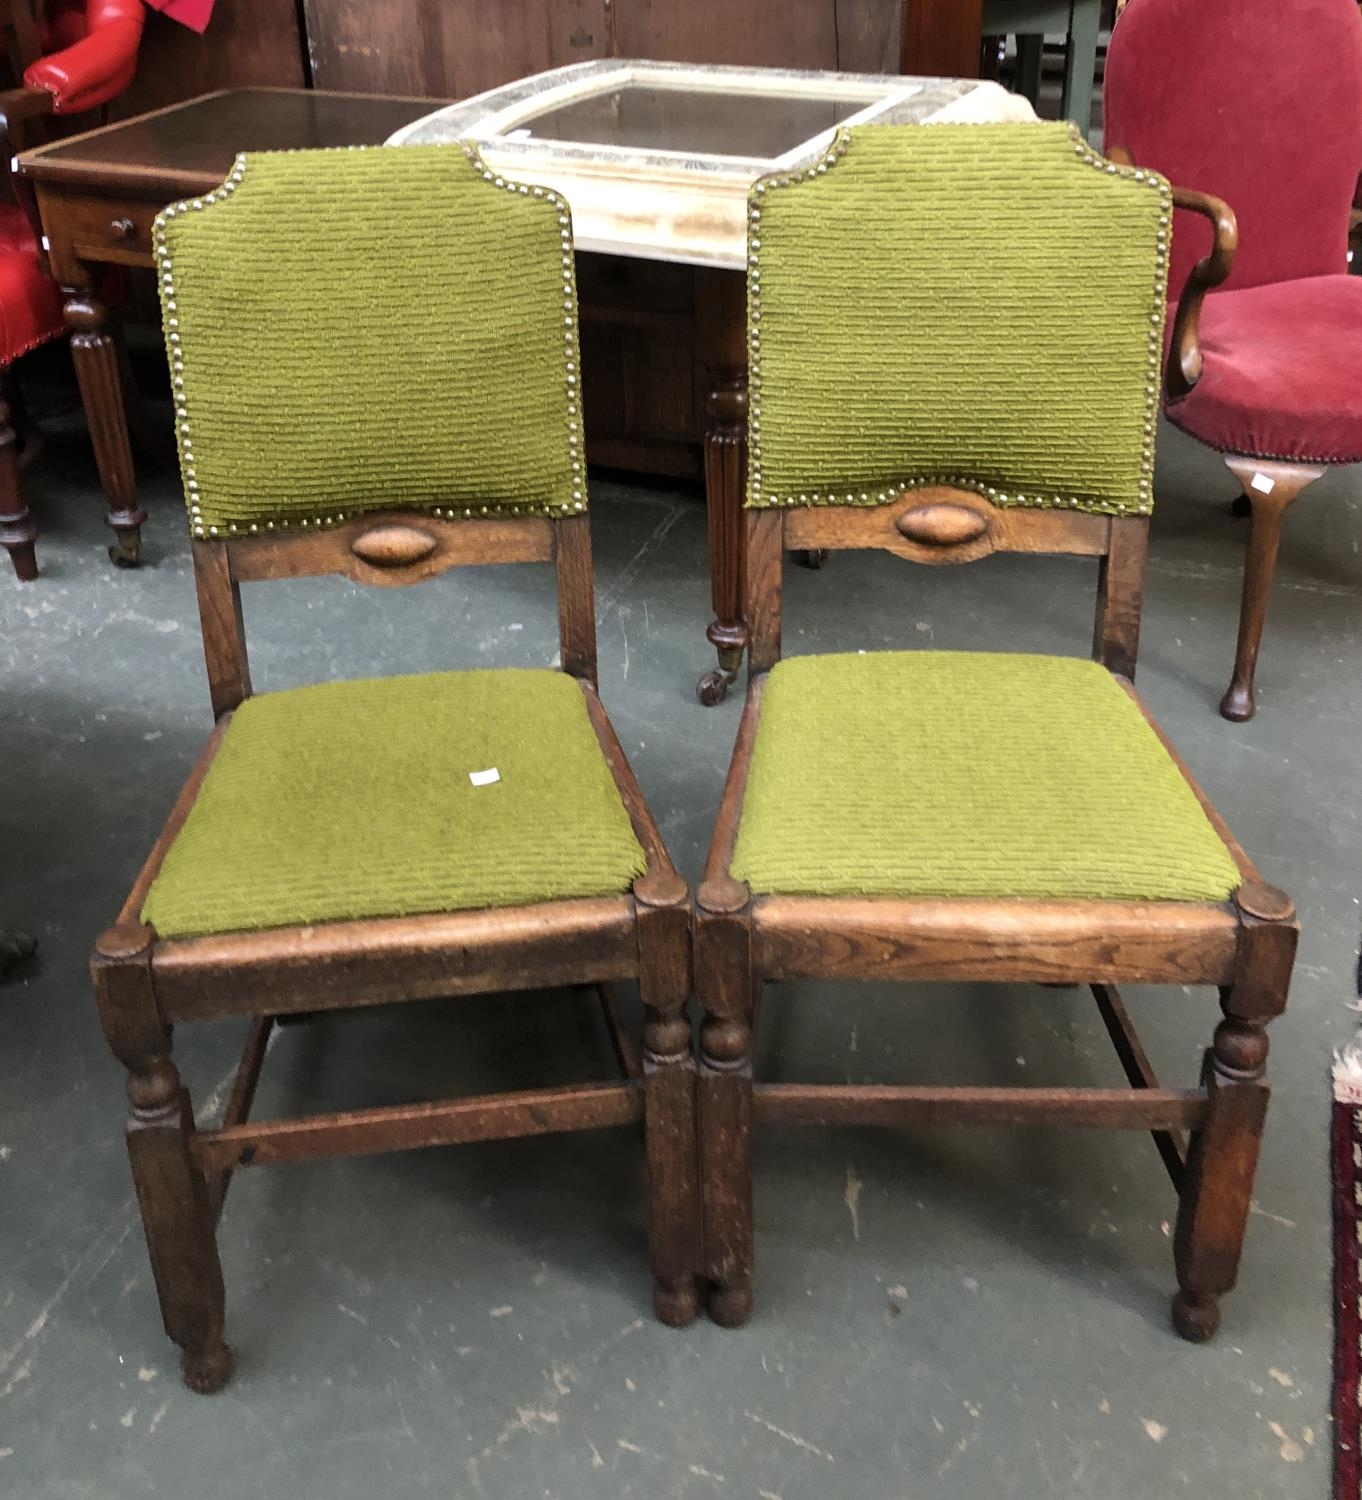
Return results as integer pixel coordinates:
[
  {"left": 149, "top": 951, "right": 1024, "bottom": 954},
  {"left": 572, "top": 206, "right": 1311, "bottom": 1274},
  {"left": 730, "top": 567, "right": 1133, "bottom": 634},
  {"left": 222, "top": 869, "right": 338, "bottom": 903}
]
[
  {"left": 695, "top": 488, "right": 1298, "bottom": 1338},
  {"left": 92, "top": 507, "right": 700, "bottom": 1392},
  {"left": 1109, "top": 146, "right": 1330, "bottom": 722}
]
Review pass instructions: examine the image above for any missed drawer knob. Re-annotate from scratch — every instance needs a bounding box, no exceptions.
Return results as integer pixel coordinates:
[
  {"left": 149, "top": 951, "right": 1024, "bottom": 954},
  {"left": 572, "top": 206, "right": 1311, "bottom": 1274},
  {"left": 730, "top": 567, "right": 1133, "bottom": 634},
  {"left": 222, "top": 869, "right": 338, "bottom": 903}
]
[{"left": 110, "top": 217, "right": 137, "bottom": 241}]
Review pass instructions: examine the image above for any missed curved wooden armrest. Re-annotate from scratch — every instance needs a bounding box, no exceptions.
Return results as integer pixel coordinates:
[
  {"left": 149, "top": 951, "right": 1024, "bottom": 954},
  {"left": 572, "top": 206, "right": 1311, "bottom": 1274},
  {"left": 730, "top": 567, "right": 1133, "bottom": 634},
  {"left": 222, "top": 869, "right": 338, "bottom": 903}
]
[{"left": 1165, "top": 184, "right": 1238, "bottom": 401}]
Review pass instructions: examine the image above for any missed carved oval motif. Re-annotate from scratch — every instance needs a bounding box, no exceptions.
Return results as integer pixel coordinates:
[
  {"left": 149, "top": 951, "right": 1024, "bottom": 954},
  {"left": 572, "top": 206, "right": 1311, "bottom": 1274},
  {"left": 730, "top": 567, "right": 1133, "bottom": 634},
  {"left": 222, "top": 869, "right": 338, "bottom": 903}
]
[
  {"left": 350, "top": 524, "right": 439, "bottom": 569},
  {"left": 895, "top": 504, "right": 990, "bottom": 546}
]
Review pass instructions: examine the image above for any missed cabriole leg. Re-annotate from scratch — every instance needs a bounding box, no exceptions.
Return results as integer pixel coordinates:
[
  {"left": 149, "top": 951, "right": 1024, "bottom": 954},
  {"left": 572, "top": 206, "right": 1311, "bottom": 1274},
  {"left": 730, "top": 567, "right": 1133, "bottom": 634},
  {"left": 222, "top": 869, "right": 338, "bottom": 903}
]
[{"left": 1219, "top": 457, "right": 1324, "bottom": 722}]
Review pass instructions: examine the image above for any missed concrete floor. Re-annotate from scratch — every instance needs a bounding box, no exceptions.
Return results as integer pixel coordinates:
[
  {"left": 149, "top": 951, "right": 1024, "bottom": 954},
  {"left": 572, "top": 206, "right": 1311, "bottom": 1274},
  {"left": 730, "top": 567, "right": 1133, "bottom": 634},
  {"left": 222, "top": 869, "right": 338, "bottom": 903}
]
[{"left": 1, "top": 407, "right": 1358, "bottom": 1498}]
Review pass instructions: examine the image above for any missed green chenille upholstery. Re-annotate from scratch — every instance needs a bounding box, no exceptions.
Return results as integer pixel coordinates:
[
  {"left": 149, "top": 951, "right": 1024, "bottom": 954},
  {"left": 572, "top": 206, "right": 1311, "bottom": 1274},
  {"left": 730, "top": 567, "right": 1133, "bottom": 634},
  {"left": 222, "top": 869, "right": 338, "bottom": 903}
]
[
  {"left": 730, "top": 653, "right": 1239, "bottom": 902},
  {"left": 154, "top": 145, "right": 584, "bottom": 537},
  {"left": 746, "top": 123, "right": 1170, "bottom": 515},
  {"left": 140, "top": 671, "right": 647, "bottom": 939}
]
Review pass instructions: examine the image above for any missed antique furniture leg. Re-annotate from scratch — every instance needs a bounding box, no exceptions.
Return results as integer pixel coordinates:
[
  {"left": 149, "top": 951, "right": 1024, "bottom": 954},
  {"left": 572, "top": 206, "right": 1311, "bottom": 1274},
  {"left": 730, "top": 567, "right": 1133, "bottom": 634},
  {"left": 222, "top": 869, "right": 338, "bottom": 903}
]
[
  {"left": 94, "top": 925, "right": 233, "bottom": 1392},
  {"left": 638, "top": 871, "right": 702, "bottom": 1327},
  {"left": 1219, "top": 456, "right": 1325, "bottom": 722},
  {"left": 0, "top": 386, "right": 36, "bottom": 579},
  {"left": 63, "top": 285, "right": 147, "bottom": 567},
  {"left": 695, "top": 875, "right": 755, "bottom": 1326},
  {"left": 696, "top": 269, "right": 748, "bottom": 707},
  {"left": 1172, "top": 882, "right": 1296, "bottom": 1340}
]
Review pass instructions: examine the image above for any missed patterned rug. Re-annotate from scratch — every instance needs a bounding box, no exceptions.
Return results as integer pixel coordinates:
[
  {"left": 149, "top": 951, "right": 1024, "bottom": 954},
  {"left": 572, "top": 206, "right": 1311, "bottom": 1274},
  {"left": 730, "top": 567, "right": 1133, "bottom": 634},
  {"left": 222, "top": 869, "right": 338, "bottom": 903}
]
[{"left": 1333, "top": 1037, "right": 1362, "bottom": 1497}]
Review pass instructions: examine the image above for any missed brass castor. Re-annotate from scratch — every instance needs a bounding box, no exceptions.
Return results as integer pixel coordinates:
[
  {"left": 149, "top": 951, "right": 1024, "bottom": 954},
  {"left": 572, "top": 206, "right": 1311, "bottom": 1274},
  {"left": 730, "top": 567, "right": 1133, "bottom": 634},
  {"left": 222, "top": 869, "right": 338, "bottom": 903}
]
[
  {"left": 653, "top": 1277, "right": 701, "bottom": 1328},
  {"left": 109, "top": 542, "right": 141, "bottom": 569},
  {"left": 181, "top": 1339, "right": 235, "bottom": 1394},
  {"left": 707, "top": 1279, "right": 754, "bottom": 1328},
  {"left": 1171, "top": 1290, "right": 1220, "bottom": 1343},
  {"left": 696, "top": 669, "right": 734, "bottom": 707}
]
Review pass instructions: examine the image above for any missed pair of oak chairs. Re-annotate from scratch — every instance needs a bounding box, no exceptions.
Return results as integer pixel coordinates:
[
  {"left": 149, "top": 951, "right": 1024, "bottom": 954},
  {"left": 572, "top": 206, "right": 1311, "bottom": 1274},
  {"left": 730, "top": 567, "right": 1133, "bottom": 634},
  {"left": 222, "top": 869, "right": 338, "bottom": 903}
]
[{"left": 92, "top": 123, "right": 1297, "bottom": 1391}]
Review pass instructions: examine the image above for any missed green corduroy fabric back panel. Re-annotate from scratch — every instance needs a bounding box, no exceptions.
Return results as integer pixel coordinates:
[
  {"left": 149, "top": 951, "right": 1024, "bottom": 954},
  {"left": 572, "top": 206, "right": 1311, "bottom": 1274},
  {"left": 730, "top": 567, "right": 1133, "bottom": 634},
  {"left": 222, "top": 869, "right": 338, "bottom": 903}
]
[
  {"left": 154, "top": 145, "right": 585, "bottom": 537},
  {"left": 746, "top": 124, "right": 1171, "bottom": 515},
  {"left": 140, "top": 670, "right": 647, "bottom": 939},
  {"left": 731, "top": 652, "right": 1239, "bottom": 902}
]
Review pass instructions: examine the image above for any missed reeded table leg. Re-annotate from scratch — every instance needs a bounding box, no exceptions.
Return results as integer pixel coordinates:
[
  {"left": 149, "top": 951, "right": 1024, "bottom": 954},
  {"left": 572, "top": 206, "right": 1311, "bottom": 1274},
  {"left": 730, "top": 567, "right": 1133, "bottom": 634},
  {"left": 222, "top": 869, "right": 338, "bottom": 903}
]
[
  {"left": 63, "top": 285, "right": 147, "bottom": 568},
  {"left": 696, "top": 269, "right": 748, "bottom": 707}
]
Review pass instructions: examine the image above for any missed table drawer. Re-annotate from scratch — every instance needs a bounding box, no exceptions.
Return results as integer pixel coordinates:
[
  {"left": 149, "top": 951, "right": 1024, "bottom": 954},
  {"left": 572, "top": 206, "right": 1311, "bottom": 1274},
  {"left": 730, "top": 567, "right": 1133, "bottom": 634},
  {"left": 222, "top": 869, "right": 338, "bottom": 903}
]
[{"left": 50, "top": 192, "right": 165, "bottom": 267}]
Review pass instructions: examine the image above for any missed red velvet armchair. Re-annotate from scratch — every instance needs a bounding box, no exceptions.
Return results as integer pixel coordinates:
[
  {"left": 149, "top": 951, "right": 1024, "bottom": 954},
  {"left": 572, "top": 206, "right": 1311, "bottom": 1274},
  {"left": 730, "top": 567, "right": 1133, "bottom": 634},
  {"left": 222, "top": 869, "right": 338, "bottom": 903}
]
[
  {"left": 1104, "top": 0, "right": 1362, "bottom": 720},
  {"left": 0, "top": 0, "right": 144, "bottom": 582}
]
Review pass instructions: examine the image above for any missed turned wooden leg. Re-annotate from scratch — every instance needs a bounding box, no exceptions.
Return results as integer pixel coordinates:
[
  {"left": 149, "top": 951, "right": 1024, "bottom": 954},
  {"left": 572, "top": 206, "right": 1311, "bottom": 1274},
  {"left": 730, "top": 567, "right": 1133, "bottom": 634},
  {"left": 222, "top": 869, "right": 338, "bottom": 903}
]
[
  {"left": 0, "top": 389, "right": 36, "bottom": 581},
  {"left": 696, "top": 268, "right": 748, "bottom": 707},
  {"left": 699, "top": 1008, "right": 753, "bottom": 1327},
  {"left": 643, "top": 998, "right": 701, "bottom": 1327},
  {"left": 1219, "top": 456, "right": 1325, "bottom": 722},
  {"left": 636, "top": 871, "right": 700, "bottom": 1326},
  {"left": 93, "top": 925, "right": 233, "bottom": 1392},
  {"left": 1172, "top": 882, "right": 1296, "bottom": 1341},
  {"left": 126, "top": 1058, "right": 234, "bottom": 1392},
  {"left": 695, "top": 877, "right": 755, "bottom": 1325},
  {"left": 63, "top": 287, "right": 147, "bottom": 568}
]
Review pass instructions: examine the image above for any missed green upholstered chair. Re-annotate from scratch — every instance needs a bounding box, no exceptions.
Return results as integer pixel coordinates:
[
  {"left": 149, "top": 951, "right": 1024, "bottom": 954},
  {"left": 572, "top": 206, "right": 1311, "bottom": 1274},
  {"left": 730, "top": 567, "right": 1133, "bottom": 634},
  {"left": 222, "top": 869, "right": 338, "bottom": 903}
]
[
  {"left": 90, "top": 144, "right": 699, "bottom": 1392},
  {"left": 694, "top": 122, "right": 1297, "bottom": 1341}
]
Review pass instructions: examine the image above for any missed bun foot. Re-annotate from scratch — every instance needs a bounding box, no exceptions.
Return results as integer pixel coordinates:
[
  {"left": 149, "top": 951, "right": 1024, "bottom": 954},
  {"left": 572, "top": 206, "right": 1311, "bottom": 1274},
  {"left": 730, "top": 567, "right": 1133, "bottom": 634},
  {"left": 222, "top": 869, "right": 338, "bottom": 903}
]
[
  {"left": 1171, "top": 1290, "right": 1220, "bottom": 1343},
  {"left": 181, "top": 1339, "right": 235, "bottom": 1394},
  {"left": 707, "top": 1279, "right": 754, "bottom": 1329},
  {"left": 1218, "top": 681, "right": 1255, "bottom": 722},
  {"left": 697, "top": 670, "right": 732, "bottom": 707},
  {"left": 653, "top": 1277, "right": 701, "bottom": 1328}
]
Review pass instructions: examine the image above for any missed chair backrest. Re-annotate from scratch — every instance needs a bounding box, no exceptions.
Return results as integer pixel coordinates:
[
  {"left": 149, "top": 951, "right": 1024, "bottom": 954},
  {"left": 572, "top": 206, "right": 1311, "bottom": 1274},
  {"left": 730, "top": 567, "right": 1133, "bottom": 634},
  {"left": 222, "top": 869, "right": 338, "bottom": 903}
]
[
  {"left": 155, "top": 143, "right": 597, "bottom": 718},
  {"left": 1103, "top": 0, "right": 1362, "bottom": 294},
  {"left": 743, "top": 121, "right": 1169, "bottom": 681}
]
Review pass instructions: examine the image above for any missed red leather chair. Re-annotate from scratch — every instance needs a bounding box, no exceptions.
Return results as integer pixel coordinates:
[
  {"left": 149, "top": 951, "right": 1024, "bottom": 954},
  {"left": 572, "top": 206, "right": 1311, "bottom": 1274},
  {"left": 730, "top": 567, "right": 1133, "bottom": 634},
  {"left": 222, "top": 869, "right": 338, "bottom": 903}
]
[
  {"left": 0, "top": 0, "right": 144, "bottom": 582},
  {"left": 1104, "top": 0, "right": 1362, "bottom": 719}
]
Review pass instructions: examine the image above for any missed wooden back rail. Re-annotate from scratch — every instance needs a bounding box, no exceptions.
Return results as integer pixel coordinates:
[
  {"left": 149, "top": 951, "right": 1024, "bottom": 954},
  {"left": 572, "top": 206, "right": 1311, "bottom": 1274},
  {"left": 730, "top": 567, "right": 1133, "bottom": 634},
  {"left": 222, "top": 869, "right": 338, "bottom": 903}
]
[
  {"left": 193, "top": 509, "right": 599, "bottom": 719},
  {"left": 743, "top": 486, "right": 1150, "bottom": 682}
]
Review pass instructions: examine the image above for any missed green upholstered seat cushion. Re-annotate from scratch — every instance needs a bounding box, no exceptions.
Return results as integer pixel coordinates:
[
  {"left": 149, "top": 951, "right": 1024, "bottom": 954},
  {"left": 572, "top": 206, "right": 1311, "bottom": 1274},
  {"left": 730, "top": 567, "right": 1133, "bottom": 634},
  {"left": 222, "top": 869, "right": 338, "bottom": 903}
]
[
  {"left": 745, "top": 123, "right": 1170, "bottom": 516},
  {"left": 730, "top": 653, "right": 1239, "bottom": 903},
  {"left": 141, "top": 670, "right": 647, "bottom": 939},
  {"left": 155, "top": 145, "right": 584, "bottom": 537}
]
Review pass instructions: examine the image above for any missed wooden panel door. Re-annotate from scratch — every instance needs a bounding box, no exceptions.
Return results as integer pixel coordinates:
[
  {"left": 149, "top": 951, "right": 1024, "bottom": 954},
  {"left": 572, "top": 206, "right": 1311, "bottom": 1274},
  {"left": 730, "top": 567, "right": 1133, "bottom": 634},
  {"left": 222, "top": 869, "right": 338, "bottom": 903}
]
[
  {"left": 112, "top": 2, "right": 306, "bottom": 120},
  {"left": 302, "top": 0, "right": 612, "bottom": 97},
  {"left": 612, "top": 0, "right": 838, "bottom": 68}
]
